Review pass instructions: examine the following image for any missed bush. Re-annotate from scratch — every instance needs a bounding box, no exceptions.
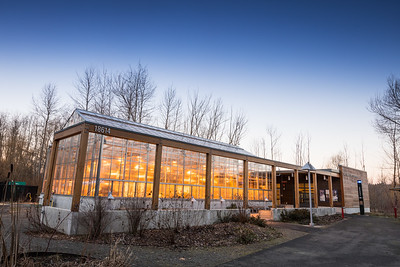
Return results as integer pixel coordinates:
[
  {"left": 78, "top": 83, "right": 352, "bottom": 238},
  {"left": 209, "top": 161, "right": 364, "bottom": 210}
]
[
  {"left": 226, "top": 203, "right": 238, "bottom": 209},
  {"left": 249, "top": 215, "right": 267, "bottom": 227},
  {"left": 79, "top": 197, "right": 111, "bottom": 240},
  {"left": 236, "top": 227, "right": 257, "bottom": 244},
  {"left": 123, "top": 198, "right": 152, "bottom": 237},
  {"left": 280, "top": 209, "right": 319, "bottom": 224}
]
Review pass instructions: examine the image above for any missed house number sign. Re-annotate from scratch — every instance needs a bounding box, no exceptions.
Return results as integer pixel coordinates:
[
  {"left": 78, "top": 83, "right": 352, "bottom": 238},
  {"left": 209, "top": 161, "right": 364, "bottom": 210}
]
[{"left": 94, "top": 125, "right": 111, "bottom": 134}]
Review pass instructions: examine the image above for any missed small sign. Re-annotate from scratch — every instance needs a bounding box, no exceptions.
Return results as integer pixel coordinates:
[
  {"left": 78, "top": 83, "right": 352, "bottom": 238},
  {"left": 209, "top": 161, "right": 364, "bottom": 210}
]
[
  {"left": 94, "top": 125, "right": 111, "bottom": 134},
  {"left": 357, "top": 180, "right": 365, "bottom": 215}
]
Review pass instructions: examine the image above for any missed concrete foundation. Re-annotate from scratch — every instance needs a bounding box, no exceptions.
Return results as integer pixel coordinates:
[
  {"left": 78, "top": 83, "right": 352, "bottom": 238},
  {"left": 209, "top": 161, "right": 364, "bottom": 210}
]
[{"left": 40, "top": 195, "right": 249, "bottom": 235}]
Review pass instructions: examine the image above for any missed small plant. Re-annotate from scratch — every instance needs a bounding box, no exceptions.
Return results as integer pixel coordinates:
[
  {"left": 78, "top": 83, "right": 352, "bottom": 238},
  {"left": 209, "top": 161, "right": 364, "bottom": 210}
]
[
  {"left": 226, "top": 203, "right": 237, "bottom": 209},
  {"left": 101, "top": 238, "right": 133, "bottom": 267},
  {"left": 123, "top": 197, "right": 153, "bottom": 237},
  {"left": 216, "top": 210, "right": 234, "bottom": 223},
  {"left": 25, "top": 204, "right": 53, "bottom": 233},
  {"left": 158, "top": 198, "right": 186, "bottom": 244},
  {"left": 79, "top": 197, "right": 111, "bottom": 240},
  {"left": 280, "top": 209, "right": 319, "bottom": 224},
  {"left": 249, "top": 215, "right": 267, "bottom": 227},
  {"left": 236, "top": 227, "right": 257, "bottom": 244}
]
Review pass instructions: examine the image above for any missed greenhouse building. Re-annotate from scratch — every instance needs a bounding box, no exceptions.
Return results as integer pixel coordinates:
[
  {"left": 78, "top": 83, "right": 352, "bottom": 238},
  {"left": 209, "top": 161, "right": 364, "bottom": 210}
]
[{"left": 41, "top": 109, "right": 370, "bottom": 235}]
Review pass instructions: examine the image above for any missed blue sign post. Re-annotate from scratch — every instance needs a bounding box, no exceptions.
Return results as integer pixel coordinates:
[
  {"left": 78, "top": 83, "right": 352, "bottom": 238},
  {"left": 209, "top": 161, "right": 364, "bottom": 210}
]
[{"left": 357, "top": 180, "right": 365, "bottom": 215}]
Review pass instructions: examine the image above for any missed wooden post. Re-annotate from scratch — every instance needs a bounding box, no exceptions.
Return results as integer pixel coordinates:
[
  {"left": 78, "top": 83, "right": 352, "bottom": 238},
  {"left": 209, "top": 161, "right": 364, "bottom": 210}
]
[
  {"left": 71, "top": 127, "right": 89, "bottom": 212},
  {"left": 328, "top": 175, "right": 333, "bottom": 208},
  {"left": 272, "top": 165, "right": 277, "bottom": 208},
  {"left": 339, "top": 165, "right": 345, "bottom": 207},
  {"left": 313, "top": 172, "right": 318, "bottom": 208},
  {"left": 205, "top": 153, "right": 212, "bottom": 209},
  {"left": 43, "top": 140, "right": 59, "bottom": 206},
  {"left": 151, "top": 143, "right": 163, "bottom": 210},
  {"left": 243, "top": 160, "right": 249, "bottom": 209},
  {"left": 294, "top": 169, "right": 300, "bottom": 208}
]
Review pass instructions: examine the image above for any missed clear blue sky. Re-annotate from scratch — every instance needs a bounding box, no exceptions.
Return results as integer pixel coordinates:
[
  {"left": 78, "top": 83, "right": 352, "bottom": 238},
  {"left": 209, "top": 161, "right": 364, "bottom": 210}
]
[{"left": 1, "top": 0, "right": 400, "bottom": 182}]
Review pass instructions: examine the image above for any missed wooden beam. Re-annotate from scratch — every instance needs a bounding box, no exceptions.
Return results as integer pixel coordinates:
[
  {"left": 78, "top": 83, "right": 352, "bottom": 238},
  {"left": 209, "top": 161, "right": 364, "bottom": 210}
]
[
  {"left": 151, "top": 144, "right": 163, "bottom": 210},
  {"left": 205, "top": 153, "right": 212, "bottom": 210},
  {"left": 313, "top": 172, "right": 318, "bottom": 208},
  {"left": 272, "top": 165, "right": 277, "bottom": 208},
  {"left": 243, "top": 160, "right": 249, "bottom": 209},
  {"left": 54, "top": 124, "right": 84, "bottom": 141},
  {"left": 84, "top": 123, "right": 316, "bottom": 173},
  {"left": 43, "top": 140, "right": 59, "bottom": 206},
  {"left": 294, "top": 169, "right": 299, "bottom": 208},
  {"left": 71, "top": 126, "right": 89, "bottom": 212},
  {"left": 315, "top": 169, "right": 340, "bottom": 178},
  {"left": 328, "top": 176, "right": 333, "bottom": 208}
]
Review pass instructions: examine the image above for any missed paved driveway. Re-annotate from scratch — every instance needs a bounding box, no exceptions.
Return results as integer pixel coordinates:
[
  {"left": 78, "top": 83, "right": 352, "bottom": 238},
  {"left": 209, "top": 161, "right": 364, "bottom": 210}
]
[{"left": 220, "top": 215, "right": 400, "bottom": 267}]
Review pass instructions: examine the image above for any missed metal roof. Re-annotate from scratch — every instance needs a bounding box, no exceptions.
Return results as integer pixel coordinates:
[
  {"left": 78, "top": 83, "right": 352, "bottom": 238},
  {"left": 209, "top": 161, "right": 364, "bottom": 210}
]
[{"left": 62, "top": 109, "right": 255, "bottom": 157}]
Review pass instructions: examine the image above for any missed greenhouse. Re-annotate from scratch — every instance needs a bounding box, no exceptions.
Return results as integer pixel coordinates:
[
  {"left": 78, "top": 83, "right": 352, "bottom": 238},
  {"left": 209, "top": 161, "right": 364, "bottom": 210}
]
[{"left": 40, "top": 109, "right": 370, "bottom": 234}]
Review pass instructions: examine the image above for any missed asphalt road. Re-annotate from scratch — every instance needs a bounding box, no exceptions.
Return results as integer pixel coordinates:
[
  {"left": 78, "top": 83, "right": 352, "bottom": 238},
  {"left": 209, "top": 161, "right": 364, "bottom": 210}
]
[{"left": 220, "top": 215, "right": 400, "bottom": 267}]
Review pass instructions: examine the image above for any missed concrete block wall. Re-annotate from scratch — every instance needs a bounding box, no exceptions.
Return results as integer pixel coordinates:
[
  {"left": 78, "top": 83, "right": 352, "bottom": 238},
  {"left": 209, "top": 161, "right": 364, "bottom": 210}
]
[{"left": 340, "top": 165, "right": 370, "bottom": 213}]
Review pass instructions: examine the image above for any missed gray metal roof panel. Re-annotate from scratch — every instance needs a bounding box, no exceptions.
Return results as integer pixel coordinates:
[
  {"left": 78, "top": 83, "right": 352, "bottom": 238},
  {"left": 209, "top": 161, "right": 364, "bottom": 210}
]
[{"left": 65, "top": 109, "right": 254, "bottom": 157}]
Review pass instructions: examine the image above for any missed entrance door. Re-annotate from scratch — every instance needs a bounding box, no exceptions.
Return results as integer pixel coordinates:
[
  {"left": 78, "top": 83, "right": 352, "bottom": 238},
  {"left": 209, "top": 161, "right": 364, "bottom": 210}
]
[{"left": 280, "top": 179, "right": 294, "bottom": 205}]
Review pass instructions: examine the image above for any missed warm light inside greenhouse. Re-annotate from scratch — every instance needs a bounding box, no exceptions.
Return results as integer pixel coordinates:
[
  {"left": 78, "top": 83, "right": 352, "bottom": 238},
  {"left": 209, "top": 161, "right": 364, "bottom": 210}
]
[{"left": 42, "top": 109, "right": 345, "bottom": 212}]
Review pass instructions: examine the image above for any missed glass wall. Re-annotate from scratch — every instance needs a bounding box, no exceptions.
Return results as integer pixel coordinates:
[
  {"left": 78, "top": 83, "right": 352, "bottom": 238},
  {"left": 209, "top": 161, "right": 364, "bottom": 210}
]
[
  {"left": 212, "top": 156, "right": 243, "bottom": 200},
  {"left": 160, "top": 146, "right": 206, "bottom": 199},
  {"left": 52, "top": 134, "right": 81, "bottom": 195},
  {"left": 248, "top": 162, "right": 272, "bottom": 201},
  {"left": 81, "top": 133, "right": 101, "bottom": 196},
  {"left": 81, "top": 134, "right": 156, "bottom": 198}
]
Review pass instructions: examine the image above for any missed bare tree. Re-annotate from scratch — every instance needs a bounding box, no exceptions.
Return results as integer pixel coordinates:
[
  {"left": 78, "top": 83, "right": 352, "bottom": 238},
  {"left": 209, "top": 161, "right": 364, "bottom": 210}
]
[
  {"left": 112, "top": 71, "right": 131, "bottom": 120},
  {"left": 184, "top": 91, "right": 211, "bottom": 137},
  {"left": 205, "top": 98, "right": 225, "bottom": 141},
  {"left": 266, "top": 125, "right": 281, "bottom": 160},
  {"left": 113, "top": 64, "right": 155, "bottom": 123},
  {"left": 360, "top": 142, "right": 366, "bottom": 171},
  {"left": 71, "top": 67, "right": 97, "bottom": 111},
  {"left": 159, "top": 86, "right": 182, "bottom": 131},
  {"left": 326, "top": 152, "right": 344, "bottom": 169},
  {"left": 250, "top": 137, "right": 267, "bottom": 158},
  {"left": 227, "top": 108, "right": 247, "bottom": 146},
  {"left": 342, "top": 143, "right": 350, "bottom": 167},
  {"left": 32, "top": 83, "right": 59, "bottom": 184},
  {"left": 94, "top": 68, "right": 113, "bottom": 116},
  {"left": 132, "top": 63, "right": 156, "bottom": 123},
  {"left": 0, "top": 112, "right": 7, "bottom": 162},
  {"left": 369, "top": 76, "right": 400, "bottom": 127},
  {"left": 369, "top": 76, "right": 400, "bottom": 210},
  {"left": 294, "top": 132, "right": 306, "bottom": 165}
]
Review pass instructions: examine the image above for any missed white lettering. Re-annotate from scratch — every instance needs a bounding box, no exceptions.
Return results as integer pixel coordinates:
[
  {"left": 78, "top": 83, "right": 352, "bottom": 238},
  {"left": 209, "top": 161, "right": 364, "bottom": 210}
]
[{"left": 94, "top": 125, "right": 111, "bottom": 135}]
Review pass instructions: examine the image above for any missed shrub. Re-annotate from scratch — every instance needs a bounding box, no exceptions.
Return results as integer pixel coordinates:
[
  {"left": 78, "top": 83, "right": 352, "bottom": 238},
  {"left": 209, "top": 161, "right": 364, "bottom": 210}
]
[
  {"left": 280, "top": 209, "right": 319, "bottom": 224},
  {"left": 79, "top": 197, "right": 111, "bottom": 240},
  {"left": 226, "top": 203, "right": 238, "bottom": 209},
  {"left": 236, "top": 227, "right": 257, "bottom": 244},
  {"left": 25, "top": 204, "right": 53, "bottom": 233},
  {"left": 249, "top": 215, "right": 267, "bottom": 227},
  {"left": 123, "top": 198, "right": 152, "bottom": 237}
]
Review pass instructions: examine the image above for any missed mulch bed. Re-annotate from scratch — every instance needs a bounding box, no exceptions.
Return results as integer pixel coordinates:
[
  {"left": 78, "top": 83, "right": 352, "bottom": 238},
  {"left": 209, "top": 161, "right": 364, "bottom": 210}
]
[
  {"left": 287, "top": 214, "right": 344, "bottom": 225},
  {"left": 315, "top": 214, "right": 344, "bottom": 225},
  {"left": 98, "top": 222, "right": 282, "bottom": 247},
  {"left": 28, "top": 222, "right": 282, "bottom": 248}
]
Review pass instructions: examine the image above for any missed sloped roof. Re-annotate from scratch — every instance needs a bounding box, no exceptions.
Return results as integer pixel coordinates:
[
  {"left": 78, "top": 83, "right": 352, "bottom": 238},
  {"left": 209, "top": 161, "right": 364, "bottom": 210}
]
[{"left": 62, "top": 109, "right": 254, "bottom": 157}]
